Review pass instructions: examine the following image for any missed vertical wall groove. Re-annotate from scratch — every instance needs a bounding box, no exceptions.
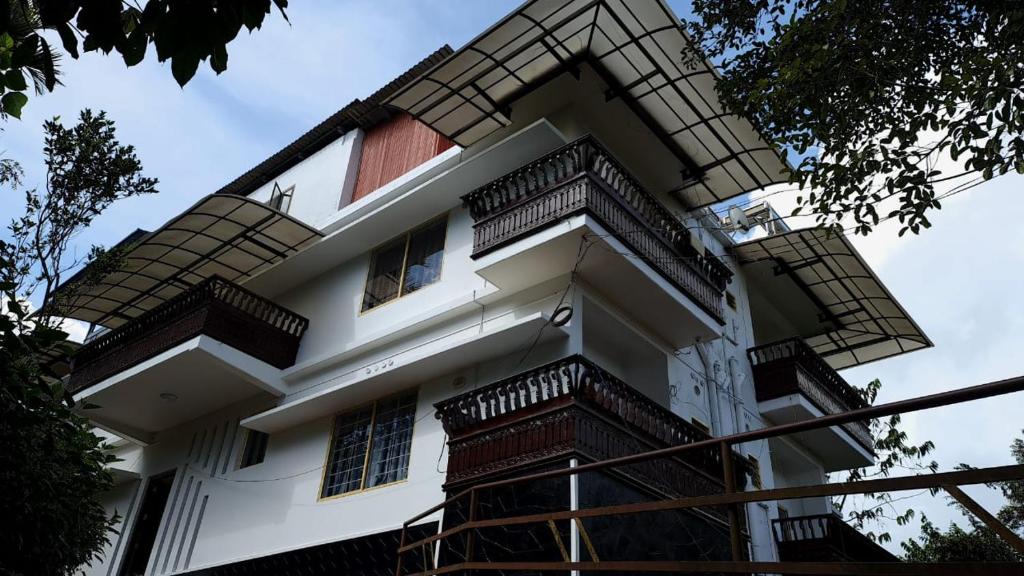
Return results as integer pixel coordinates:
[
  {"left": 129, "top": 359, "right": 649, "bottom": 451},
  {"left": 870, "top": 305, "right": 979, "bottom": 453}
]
[
  {"left": 173, "top": 480, "right": 203, "bottom": 572},
  {"left": 184, "top": 495, "right": 210, "bottom": 570},
  {"left": 105, "top": 480, "right": 142, "bottom": 576},
  {"left": 159, "top": 474, "right": 193, "bottom": 574},
  {"left": 220, "top": 418, "right": 240, "bottom": 475},
  {"left": 202, "top": 425, "right": 218, "bottom": 469}
]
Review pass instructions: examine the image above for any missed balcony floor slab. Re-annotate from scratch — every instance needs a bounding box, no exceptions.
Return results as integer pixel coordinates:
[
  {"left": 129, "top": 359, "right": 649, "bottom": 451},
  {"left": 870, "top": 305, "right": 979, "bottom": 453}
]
[
  {"left": 473, "top": 215, "right": 720, "bottom": 348},
  {"left": 75, "top": 336, "right": 287, "bottom": 443},
  {"left": 759, "top": 394, "right": 874, "bottom": 472},
  {"left": 243, "top": 312, "right": 568, "bottom": 434}
]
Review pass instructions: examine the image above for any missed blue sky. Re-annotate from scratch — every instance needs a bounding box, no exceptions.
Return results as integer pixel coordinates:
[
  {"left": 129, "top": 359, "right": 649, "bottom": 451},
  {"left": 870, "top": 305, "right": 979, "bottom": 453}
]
[{"left": 2, "top": 0, "right": 1021, "bottom": 553}]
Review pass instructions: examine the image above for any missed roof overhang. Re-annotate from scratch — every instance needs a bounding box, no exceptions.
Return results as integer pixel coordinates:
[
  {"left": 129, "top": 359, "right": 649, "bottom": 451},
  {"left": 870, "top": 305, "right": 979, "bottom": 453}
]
[
  {"left": 735, "top": 228, "right": 932, "bottom": 369},
  {"left": 48, "top": 194, "right": 322, "bottom": 328},
  {"left": 384, "top": 0, "right": 789, "bottom": 208}
]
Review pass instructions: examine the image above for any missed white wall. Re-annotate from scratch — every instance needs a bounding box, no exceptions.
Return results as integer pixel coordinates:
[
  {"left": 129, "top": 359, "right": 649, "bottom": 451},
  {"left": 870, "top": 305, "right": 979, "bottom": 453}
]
[
  {"left": 244, "top": 130, "right": 363, "bottom": 228},
  {"left": 80, "top": 480, "right": 140, "bottom": 576},
  {"left": 277, "top": 207, "right": 488, "bottom": 368}
]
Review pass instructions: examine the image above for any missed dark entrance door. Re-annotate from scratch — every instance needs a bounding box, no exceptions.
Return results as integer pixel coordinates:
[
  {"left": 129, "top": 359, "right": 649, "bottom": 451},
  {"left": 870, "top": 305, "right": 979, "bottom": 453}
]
[{"left": 118, "top": 471, "right": 175, "bottom": 576}]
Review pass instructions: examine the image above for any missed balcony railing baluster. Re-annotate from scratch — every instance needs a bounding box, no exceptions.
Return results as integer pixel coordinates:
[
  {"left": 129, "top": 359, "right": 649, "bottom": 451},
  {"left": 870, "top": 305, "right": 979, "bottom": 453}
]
[
  {"left": 748, "top": 337, "right": 874, "bottom": 452},
  {"left": 772, "top": 513, "right": 898, "bottom": 562},
  {"left": 435, "top": 355, "right": 750, "bottom": 493},
  {"left": 67, "top": 276, "right": 310, "bottom": 395},
  {"left": 461, "top": 135, "right": 731, "bottom": 322}
]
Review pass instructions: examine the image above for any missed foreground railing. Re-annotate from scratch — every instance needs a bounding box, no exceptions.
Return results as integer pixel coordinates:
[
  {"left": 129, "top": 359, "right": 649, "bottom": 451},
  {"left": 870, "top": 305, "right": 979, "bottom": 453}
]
[
  {"left": 774, "top": 513, "right": 897, "bottom": 562},
  {"left": 749, "top": 337, "right": 874, "bottom": 451},
  {"left": 461, "top": 135, "right": 732, "bottom": 322},
  {"left": 68, "top": 276, "right": 309, "bottom": 394},
  {"left": 396, "top": 374, "right": 1024, "bottom": 576}
]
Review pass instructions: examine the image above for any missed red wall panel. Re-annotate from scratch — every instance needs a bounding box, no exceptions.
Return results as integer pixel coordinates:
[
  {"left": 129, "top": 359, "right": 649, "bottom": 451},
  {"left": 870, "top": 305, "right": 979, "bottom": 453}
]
[{"left": 350, "top": 113, "right": 454, "bottom": 203}]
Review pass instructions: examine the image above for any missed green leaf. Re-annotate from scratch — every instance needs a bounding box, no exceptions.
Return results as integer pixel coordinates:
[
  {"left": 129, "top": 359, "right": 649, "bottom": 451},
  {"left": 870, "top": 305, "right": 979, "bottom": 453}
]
[
  {"left": 56, "top": 22, "right": 79, "bottom": 58},
  {"left": 210, "top": 43, "right": 228, "bottom": 74},
  {"left": 2, "top": 91, "right": 28, "bottom": 119},
  {"left": 170, "top": 53, "right": 201, "bottom": 87},
  {"left": 38, "top": 37, "right": 58, "bottom": 91},
  {"left": 11, "top": 34, "right": 39, "bottom": 68},
  {"left": 4, "top": 70, "right": 27, "bottom": 91}
]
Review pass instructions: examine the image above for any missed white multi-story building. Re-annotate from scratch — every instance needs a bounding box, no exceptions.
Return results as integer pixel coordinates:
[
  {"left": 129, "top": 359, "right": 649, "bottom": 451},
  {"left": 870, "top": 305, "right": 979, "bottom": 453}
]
[{"left": 58, "top": 2, "right": 930, "bottom": 575}]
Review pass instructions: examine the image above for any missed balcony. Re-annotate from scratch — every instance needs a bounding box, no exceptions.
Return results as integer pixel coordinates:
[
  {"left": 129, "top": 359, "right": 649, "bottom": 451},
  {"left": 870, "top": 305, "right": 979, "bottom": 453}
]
[
  {"left": 430, "top": 356, "right": 752, "bottom": 567},
  {"left": 748, "top": 338, "right": 874, "bottom": 471},
  {"left": 773, "top": 513, "right": 898, "bottom": 562},
  {"left": 435, "top": 355, "right": 749, "bottom": 503},
  {"left": 461, "top": 136, "right": 731, "bottom": 344},
  {"left": 68, "top": 276, "right": 309, "bottom": 442}
]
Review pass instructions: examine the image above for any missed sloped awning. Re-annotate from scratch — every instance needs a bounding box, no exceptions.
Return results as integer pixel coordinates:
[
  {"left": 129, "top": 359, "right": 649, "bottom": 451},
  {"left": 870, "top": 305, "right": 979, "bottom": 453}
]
[
  {"left": 734, "top": 228, "right": 931, "bottom": 369},
  {"left": 50, "top": 194, "right": 322, "bottom": 328},
  {"left": 384, "top": 0, "right": 788, "bottom": 208}
]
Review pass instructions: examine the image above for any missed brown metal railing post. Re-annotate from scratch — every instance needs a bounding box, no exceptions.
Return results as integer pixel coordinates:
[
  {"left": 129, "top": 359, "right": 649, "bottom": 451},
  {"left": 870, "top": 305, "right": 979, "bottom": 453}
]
[
  {"left": 944, "top": 485, "right": 1024, "bottom": 555},
  {"left": 395, "top": 525, "right": 407, "bottom": 576},
  {"left": 720, "top": 440, "right": 743, "bottom": 561},
  {"left": 465, "top": 488, "right": 479, "bottom": 563}
]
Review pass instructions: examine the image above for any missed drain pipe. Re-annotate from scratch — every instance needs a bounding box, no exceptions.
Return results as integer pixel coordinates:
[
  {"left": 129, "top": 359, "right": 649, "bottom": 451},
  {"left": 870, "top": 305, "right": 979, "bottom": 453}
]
[{"left": 694, "top": 342, "right": 727, "bottom": 436}]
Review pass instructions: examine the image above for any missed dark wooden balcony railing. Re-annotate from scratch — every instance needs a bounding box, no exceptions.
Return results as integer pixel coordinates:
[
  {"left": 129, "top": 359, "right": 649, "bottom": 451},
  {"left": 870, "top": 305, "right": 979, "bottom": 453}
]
[
  {"left": 748, "top": 338, "right": 874, "bottom": 452},
  {"left": 773, "top": 513, "right": 898, "bottom": 562},
  {"left": 461, "top": 135, "right": 732, "bottom": 322},
  {"left": 435, "top": 355, "right": 750, "bottom": 504},
  {"left": 68, "top": 276, "right": 310, "bottom": 395}
]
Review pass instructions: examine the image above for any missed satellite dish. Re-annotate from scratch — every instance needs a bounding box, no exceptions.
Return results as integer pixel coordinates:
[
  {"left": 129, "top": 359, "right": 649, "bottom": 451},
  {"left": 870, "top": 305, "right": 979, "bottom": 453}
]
[{"left": 728, "top": 206, "right": 751, "bottom": 231}]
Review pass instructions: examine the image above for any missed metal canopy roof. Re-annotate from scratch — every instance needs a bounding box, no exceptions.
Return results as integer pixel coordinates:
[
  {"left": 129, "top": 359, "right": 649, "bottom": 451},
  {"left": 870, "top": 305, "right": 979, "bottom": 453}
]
[
  {"left": 384, "top": 0, "right": 788, "bottom": 207},
  {"left": 734, "top": 228, "right": 931, "bottom": 369},
  {"left": 52, "top": 194, "right": 322, "bottom": 329}
]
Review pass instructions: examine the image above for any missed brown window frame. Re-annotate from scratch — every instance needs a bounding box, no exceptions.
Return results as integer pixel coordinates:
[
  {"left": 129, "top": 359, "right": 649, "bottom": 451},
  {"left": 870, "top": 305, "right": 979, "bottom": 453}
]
[
  {"left": 319, "top": 390, "right": 419, "bottom": 500},
  {"left": 360, "top": 216, "right": 447, "bottom": 313}
]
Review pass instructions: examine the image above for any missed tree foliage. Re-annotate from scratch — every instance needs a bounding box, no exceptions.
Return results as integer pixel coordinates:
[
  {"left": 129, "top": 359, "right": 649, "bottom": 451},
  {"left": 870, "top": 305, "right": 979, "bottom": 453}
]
[
  {"left": 0, "top": 296, "right": 115, "bottom": 576},
  {"left": 0, "top": 110, "right": 154, "bottom": 575},
  {"left": 3, "top": 109, "right": 156, "bottom": 310},
  {"left": 685, "top": 1, "right": 1024, "bottom": 235},
  {"left": 0, "top": 0, "right": 288, "bottom": 119},
  {"left": 899, "top": 430, "right": 1024, "bottom": 561},
  {"left": 834, "top": 379, "right": 938, "bottom": 544}
]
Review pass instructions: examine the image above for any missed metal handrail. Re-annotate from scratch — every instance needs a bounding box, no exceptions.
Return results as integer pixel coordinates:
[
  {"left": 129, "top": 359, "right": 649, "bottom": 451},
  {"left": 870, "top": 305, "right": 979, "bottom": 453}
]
[{"left": 396, "top": 374, "right": 1024, "bottom": 576}]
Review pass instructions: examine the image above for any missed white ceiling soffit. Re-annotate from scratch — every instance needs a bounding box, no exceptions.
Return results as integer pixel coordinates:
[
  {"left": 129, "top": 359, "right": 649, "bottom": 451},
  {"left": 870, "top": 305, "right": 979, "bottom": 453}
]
[
  {"left": 384, "top": 0, "right": 789, "bottom": 207},
  {"left": 734, "top": 228, "right": 932, "bottom": 369},
  {"left": 55, "top": 194, "right": 322, "bottom": 328}
]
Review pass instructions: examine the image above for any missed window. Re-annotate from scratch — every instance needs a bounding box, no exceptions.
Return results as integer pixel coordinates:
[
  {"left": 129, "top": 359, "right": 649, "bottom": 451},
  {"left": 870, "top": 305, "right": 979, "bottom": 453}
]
[
  {"left": 362, "top": 218, "right": 446, "bottom": 312},
  {"left": 239, "top": 430, "right": 269, "bottom": 469},
  {"left": 321, "top": 391, "right": 417, "bottom": 498},
  {"left": 268, "top": 183, "right": 294, "bottom": 213}
]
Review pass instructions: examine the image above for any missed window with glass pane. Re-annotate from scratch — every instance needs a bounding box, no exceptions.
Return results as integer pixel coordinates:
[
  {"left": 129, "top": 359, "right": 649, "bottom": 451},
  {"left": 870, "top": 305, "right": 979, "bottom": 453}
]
[
  {"left": 320, "top": 391, "right": 418, "bottom": 498},
  {"left": 365, "top": 393, "right": 417, "bottom": 488},
  {"left": 239, "top": 430, "right": 269, "bottom": 469},
  {"left": 268, "top": 183, "right": 294, "bottom": 213},
  {"left": 361, "top": 217, "right": 446, "bottom": 312},
  {"left": 321, "top": 405, "right": 374, "bottom": 498}
]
